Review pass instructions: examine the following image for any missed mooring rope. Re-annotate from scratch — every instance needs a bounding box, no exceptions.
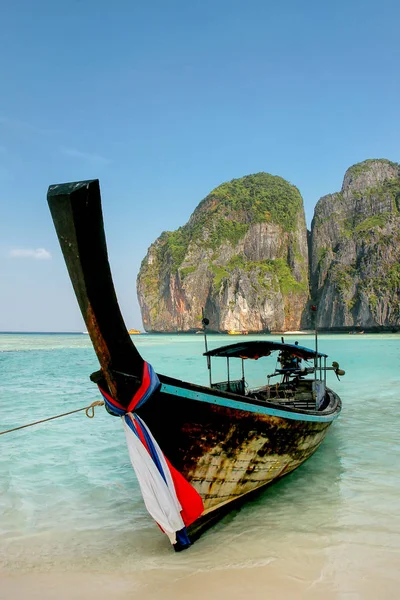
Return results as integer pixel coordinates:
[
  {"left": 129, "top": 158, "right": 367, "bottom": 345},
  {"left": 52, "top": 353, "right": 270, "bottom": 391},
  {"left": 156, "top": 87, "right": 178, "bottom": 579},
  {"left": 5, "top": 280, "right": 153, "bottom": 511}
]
[{"left": 0, "top": 400, "right": 105, "bottom": 436}]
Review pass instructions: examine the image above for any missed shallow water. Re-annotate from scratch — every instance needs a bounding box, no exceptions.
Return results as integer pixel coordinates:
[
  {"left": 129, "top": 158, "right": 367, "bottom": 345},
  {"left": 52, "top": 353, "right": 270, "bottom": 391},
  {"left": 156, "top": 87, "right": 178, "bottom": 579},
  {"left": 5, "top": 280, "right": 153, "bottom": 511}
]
[{"left": 1, "top": 333, "right": 400, "bottom": 598}]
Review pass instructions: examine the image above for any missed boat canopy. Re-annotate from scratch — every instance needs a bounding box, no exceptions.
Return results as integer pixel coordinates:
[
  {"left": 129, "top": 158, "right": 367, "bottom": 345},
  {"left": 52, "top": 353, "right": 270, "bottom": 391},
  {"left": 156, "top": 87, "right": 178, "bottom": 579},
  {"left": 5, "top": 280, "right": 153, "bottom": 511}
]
[{"left": 203, "top": 341, "right": 327, "bottom": 360}]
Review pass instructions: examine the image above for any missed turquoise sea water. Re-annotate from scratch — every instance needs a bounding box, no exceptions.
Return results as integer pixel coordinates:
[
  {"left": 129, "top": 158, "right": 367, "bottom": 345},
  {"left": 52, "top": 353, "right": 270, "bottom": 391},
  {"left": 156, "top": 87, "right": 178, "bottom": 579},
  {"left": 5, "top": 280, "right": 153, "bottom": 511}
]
[{"left": 1, "top": 333, "right": 400, "bottom": 595}]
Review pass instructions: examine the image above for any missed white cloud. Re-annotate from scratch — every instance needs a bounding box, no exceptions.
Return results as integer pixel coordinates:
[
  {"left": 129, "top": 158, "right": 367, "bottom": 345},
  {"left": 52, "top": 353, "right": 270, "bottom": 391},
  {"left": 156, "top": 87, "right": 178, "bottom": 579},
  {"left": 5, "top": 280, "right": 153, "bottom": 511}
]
[
  {"left": 9, "top": 248, "right": 52, "bottom": 260},
  {"left": 61, "top": 146, "right": 110, "bottom": 166}
]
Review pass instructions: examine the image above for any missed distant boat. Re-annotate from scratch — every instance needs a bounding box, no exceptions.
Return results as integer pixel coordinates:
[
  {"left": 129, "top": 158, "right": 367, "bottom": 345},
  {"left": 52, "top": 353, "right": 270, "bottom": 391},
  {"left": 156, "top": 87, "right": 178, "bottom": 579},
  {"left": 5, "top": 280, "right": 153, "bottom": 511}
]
[
  {"left": 128, "top": 329, "right": 141, "bottom": 335},
  {"left": 283, "top": 330, "right": 314, "bottom": 335},
  {"left": 82, "top": 331, "right": 89, "bottom": 334},
  {"left": 227, "top": 329, "right": 248, "bottom": 335}
]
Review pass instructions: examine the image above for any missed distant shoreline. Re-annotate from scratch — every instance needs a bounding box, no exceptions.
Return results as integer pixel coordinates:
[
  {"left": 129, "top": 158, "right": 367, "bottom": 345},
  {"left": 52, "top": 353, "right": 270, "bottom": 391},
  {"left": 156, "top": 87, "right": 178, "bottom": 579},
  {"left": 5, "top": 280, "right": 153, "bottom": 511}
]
[
  {"left": 0, "top": 331, "right": 89, "bottom": 335},
  {"left": 0, "top": 329, "right": 398, "bottom": 335}
]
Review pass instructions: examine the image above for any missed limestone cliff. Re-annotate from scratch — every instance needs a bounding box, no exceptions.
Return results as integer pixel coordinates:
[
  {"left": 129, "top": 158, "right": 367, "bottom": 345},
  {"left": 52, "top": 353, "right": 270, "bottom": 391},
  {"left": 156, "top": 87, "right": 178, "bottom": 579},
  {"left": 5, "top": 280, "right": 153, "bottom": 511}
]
[
  {"left": 309, "top": 159, "right": 400, "bottom": 329},
  {"left": 137, "top": 173, "right": 309, "bottom": 332}
]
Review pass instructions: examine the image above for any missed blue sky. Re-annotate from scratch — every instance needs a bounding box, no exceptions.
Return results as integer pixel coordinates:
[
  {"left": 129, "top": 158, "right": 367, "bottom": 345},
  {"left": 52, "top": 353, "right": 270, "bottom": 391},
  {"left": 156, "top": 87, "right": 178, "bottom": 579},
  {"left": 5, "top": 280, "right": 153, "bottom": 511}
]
[{"left": 1, "top": 0, "right": 399, "bottom": 331}]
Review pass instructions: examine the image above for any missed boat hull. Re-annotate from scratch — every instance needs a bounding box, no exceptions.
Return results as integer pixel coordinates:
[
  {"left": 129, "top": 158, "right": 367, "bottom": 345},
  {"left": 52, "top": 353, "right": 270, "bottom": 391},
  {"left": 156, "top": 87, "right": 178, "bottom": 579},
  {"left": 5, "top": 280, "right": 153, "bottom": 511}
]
[{"left": 137, "top": 374, "right": 340, "bottom": 528}]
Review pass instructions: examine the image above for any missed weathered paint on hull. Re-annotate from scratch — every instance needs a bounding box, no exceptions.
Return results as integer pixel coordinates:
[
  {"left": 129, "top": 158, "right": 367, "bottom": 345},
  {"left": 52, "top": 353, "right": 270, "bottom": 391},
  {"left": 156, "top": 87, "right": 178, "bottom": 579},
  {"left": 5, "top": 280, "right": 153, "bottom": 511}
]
[
  {"left": 137, "top": 379, "right": 339, "bottom": 520},
  {"left": 189, "top": 415, "right": 330, "bottom": 514}
]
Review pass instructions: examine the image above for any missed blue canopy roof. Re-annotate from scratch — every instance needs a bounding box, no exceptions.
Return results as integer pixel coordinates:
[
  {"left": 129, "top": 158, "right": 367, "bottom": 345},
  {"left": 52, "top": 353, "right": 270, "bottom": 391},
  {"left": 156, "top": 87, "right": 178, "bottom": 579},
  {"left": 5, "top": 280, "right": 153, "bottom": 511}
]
[{"left": 204, "top": 340, "right": 327, "bottom": 360}]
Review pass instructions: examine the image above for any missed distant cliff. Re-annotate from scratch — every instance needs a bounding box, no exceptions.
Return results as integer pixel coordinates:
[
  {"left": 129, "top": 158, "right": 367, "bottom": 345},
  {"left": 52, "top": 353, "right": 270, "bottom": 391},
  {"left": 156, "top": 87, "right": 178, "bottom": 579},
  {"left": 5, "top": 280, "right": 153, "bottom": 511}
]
[
  {"left": 137, "top": 173, "right": 309, "bottom": 332},
  {"left": 138, "top": 160, "right": 400, "bottom": 332},
  {"left": 309, "top": 159, "right": 400, "bottom": 330}
]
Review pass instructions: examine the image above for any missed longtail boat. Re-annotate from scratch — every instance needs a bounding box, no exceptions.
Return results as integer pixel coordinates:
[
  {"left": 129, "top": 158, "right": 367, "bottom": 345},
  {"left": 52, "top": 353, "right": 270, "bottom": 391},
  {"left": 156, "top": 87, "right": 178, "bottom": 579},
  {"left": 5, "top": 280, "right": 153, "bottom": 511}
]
[{"left": 47, "top": 180, "right": 343, "bottom": 552}]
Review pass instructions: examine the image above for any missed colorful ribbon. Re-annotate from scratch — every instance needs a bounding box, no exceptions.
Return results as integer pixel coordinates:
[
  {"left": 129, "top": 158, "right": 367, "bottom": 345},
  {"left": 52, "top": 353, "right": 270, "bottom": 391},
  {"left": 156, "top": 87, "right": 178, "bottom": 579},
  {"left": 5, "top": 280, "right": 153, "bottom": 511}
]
[{"left": 98, "top": 361, "right": 204, "bottom": 549}]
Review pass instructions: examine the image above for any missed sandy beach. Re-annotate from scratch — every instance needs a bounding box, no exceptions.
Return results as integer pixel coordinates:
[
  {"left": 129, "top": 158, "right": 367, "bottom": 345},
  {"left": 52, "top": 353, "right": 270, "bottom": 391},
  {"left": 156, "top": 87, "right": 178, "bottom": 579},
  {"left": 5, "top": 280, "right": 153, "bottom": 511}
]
[
  {"left": 2, "top": 520, "right": 400, "bottom": 600},
  {"left": 0, "top": 568, "right": 334, "bottom": 600},
  {"left": 2, "top": 549, "right": 400, "bottom": 600}
]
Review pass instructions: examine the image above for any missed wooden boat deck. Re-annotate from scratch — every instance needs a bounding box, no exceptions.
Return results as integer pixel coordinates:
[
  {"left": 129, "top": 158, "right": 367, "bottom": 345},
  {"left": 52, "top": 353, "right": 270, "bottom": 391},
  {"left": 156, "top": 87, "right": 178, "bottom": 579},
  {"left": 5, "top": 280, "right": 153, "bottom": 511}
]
[{"left": 247, "top": 380, "right": 322, "bottom": 412}]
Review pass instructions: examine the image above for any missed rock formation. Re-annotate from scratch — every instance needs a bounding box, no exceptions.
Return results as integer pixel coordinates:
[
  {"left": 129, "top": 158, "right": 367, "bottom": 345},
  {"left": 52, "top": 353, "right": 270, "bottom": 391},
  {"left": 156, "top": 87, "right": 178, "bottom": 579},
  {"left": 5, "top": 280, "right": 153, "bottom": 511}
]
[
  {"left": 138, "top": 159, "right": 400, "bottom": 332},
  {"left": 309, "top": 159, "right": 400, "bottom": 330},
  {"left": 137, "top": 173, "right": 309, "bottom": 332}
]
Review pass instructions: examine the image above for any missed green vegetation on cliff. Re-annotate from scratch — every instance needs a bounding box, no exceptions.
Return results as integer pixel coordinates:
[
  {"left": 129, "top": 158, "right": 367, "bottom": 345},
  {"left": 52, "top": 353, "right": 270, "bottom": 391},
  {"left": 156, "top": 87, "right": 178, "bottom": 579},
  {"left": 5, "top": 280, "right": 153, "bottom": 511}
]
[
  {"left": 147, "top": 173, "right": 304, "bottom": 277},
  {"left": 201, "top": 173, "right": 303, "bottom": 231},
  {"left": 346, "top": 158, "right": 398, "bottom": 180},
  {"left": 354, "top": 213, "right": 391, "bottom": 233},
  {"left": 383, "top": 178, "right": 400, "bottom": 212},
  {"left": 331, "top": 264, "right": 357, "bottom": 309},
  {"left": 211, "top": 255, "right": 308, "bottom": 296}
]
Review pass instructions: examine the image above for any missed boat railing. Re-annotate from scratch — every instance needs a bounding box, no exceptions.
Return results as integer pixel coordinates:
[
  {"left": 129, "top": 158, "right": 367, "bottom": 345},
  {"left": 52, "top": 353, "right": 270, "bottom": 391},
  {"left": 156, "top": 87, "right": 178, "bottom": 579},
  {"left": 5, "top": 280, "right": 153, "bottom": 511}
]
[
  {"left": 248, "top": 380, "right": 328, "bottom": 411},
  {"left": 211, "top": 379, "right": 245, "bottom": 395},
  {"left": 261, "top": 381, "right": 297, "bottom": 397}
]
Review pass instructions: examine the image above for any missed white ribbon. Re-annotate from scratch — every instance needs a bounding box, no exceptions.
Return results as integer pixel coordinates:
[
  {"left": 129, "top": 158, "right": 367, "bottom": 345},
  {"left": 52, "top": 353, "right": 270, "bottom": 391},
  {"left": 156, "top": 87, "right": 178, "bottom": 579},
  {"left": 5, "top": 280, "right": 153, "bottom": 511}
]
[{"left": 122, "top": 413, "right": 185, "bottom": 544}]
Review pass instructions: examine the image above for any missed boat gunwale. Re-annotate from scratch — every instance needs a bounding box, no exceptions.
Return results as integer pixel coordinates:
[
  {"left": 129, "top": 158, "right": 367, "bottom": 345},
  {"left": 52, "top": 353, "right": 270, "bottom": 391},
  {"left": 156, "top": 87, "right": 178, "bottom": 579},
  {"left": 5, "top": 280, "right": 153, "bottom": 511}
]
[{"left": 158, "top": 373, "right": 342, "bottom": 422}]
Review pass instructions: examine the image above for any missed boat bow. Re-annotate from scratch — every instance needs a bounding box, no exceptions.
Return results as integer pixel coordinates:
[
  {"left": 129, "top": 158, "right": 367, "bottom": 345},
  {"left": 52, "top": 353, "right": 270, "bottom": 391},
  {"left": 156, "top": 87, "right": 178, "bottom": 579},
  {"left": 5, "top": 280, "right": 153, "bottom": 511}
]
[{"left": 47, "top": 180, "right": 144, "bottom": 406}]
